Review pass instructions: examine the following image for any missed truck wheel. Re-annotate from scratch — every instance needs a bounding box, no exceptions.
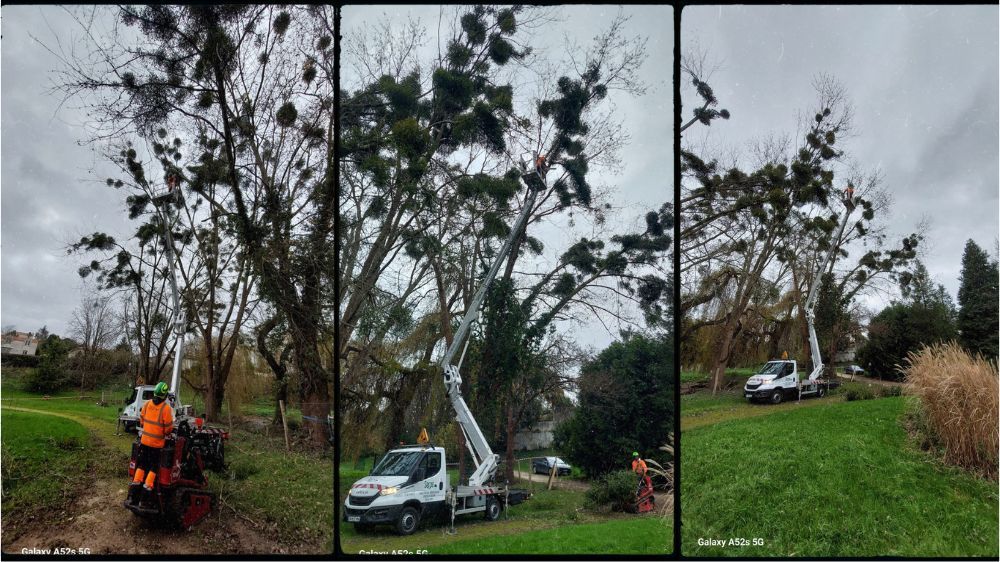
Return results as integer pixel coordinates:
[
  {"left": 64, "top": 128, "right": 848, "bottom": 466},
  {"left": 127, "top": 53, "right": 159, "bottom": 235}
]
[
  {"left": 770, "top": 389, "right": 784, "bottom": 404},
  {"left": 484, "top": 496, "right": 502, "bottom": 521},
  {"left": 395, "top": 506, "right": 420, "bottom": 536},
  {"left": 818, "top": 386, "right": 827, "bottom": 398}
]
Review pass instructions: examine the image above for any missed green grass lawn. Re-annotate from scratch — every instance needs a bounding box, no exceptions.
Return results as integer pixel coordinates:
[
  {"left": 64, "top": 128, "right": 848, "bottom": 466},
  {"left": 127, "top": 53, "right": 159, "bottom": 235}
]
[
  {"left": 1, "top": 374, "right": 332, "bottom": 552},
  {"left": 339, "top": 482, "right": 669, "bottom": 555},
  {"left": 682, "top": 367, "right": 758, "bottom": 384},
  {"left": 682, "top": 397, "right": 999, "bottom": 557},
  {"left": 1, "top": 409, "right": 117, "bottom": 522},
  {"left": 432, "top": 516, "right": 671, "bottom": 555},
  {"left": 680, "top": 371, "right": 890, "bottom": 431}
]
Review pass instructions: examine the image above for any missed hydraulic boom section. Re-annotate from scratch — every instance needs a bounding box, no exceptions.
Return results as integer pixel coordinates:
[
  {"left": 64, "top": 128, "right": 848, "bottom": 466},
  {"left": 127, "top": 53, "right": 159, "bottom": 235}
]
[
  {"left": 802, "top": 200, "right": 855, "bottom": 382},
  {"left": 155, "top": 187, "right": 187, "bottom": 408},
  {"left": 440, "top": 157, "right": 547, "bottom": 487}
]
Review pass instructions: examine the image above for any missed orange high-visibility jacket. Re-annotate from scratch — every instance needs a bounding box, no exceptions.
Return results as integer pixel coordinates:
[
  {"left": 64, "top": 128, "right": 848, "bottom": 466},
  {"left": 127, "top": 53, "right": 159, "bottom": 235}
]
[
  {"left": 632, "top": 458, "right": 648, "bottom": 475},
  {"left": 139, "top": 399, "right": 174, "bottom": 448}
]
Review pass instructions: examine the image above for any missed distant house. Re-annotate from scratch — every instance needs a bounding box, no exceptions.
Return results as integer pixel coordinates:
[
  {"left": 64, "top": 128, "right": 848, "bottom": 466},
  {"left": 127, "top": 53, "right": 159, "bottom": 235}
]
[
  {"left": 1, "top": 331, "right": 39, "bottom": 356},
  {"left": 513, "top": 409, "right": 574, "bottom": 451},
  {"left": 834, "top": 347, "right": 858, "bottom": 364}
]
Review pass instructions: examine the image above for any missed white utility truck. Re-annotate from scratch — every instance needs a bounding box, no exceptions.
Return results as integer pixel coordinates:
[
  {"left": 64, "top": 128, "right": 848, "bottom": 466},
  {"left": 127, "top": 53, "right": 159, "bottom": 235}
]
[
  {"left": 343, "top": 156, "right": 550, "bottom": 535},
  {"left": 118, "top": 384, "right": 157, "bottom": 433},
  {"left": 744, "top": 196, "right": 854, "bottom": 404}
]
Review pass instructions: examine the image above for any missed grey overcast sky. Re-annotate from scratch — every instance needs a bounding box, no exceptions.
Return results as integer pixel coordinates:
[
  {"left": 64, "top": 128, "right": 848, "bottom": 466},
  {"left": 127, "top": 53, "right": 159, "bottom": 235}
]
[
  {"left": 682, "top": 5, "right": 999, "bottom": 309},
  {"left": 2, "top": 6, "right": 132, "bottom": 336},
  {"left": 343, "top": 5, "right": 673, "bottom": 351}
]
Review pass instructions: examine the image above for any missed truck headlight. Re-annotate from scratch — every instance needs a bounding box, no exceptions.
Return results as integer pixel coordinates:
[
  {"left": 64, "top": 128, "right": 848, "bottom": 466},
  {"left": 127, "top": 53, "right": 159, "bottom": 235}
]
[{"left": 379, "top": 487, "right": 399, "bottom": 496}]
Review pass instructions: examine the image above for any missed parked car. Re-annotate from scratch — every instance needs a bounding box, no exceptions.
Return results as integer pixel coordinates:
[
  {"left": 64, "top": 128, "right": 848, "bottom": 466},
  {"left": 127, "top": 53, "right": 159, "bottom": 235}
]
[
  {"left": 844, "top": 365, "right": 865, "bottom": 376},
  {"left": 532, "top": 456, "right": 571, "bottom": 476}
]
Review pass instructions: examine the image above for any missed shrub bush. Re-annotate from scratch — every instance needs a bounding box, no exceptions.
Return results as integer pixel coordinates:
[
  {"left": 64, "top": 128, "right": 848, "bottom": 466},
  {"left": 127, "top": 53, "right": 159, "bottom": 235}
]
[
  {"left": 904, "top": 342, "right": 998, "bottom": 479},
  {"left": 23, "top": 363, "right": 71, "bottom": 394},
  {"left": 0, "top": 354, "right": 40, "bottom": 368},
  {"left": 844, "top": 386, "right": 876, "bottom": 401},
  {"left": 584, "top": 469, "right": 640, "bottom": 512},
  {"left": 554, "top": 333, "right": 673, "bottom": 477},
  {"left": 878, "top": 385, "right": 903, "bottom": 398}
]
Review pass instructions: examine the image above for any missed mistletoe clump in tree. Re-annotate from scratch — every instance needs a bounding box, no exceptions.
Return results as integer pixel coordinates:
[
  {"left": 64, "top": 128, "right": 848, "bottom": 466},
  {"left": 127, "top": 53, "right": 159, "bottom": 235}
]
[
  {"left": 680, "top": 69, "right": 920, "bottom": 393},
  {"left": 338, "top": 8, "right": 672, "bottom": 474},
  {"left": 57, "top": 5, "right": 335, "bottom": 441}
]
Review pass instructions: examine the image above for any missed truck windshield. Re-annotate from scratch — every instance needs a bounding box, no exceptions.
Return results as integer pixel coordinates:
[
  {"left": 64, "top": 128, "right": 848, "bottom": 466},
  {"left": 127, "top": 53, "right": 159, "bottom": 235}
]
[
  {"left": 757, "top": 362, "right": 785, "bottom": 376},
  {"left": 371, "top": 451, "right": 423, "bottom": 477}
]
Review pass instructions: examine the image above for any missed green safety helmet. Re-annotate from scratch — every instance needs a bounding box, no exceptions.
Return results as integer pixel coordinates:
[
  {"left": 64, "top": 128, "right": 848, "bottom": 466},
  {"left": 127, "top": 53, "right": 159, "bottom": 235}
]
[
  {"left": 632, "top": 451, "right": 639, "bottom": 458},
  {"left": 153, "top": 382, "right": 169, "bottom": 398}
]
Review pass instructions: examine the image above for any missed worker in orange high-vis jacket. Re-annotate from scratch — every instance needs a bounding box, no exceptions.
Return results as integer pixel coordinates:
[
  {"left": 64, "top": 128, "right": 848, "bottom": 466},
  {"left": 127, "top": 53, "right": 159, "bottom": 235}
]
[
  {"left": 128, "top": 382, "right": 174, "bottom": 504},
  {"left": 631, "top": 451, "right": 648, "bottom": 477}
]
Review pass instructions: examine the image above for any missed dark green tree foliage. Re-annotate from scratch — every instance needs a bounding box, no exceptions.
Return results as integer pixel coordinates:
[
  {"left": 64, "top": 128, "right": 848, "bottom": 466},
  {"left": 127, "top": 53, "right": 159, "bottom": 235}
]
[
  {"left": 340, "top": 6, "right": 524, "bottom": 176},
  {"left": 957, "top": 240, "right": 999, "bottom": 360},
  {"left": 857, "top": 261, "right": 957, "bottom": 380},
  {"left": 814, "top": 272, "right": 848, "bottom": 374},
  {"left": 523, "top": 202, "right": 674, "bottom": 338},
  {"left": 554, "top": 333, "right": 674, "bottom": 477},
  {"left": 681, "top": 68, "right": 730, "bottom": 131},
  {"left": 25, "top": 335, "right": 77, "bottom": 394},
  {"left": 471, "top": 278, "right": 532, "bottom": 452}
]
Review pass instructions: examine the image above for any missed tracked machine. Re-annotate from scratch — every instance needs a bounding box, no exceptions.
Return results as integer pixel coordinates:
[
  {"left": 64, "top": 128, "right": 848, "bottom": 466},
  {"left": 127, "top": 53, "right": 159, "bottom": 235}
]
[{"left": 123, "top": 176, "right": 229, "bottom": 529}]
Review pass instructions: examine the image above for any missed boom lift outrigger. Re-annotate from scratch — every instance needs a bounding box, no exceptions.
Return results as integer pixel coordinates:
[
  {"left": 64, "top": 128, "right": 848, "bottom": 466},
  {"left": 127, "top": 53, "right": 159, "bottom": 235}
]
[{"left": 343, "top": 153, "right": 551, "bottom": 535}]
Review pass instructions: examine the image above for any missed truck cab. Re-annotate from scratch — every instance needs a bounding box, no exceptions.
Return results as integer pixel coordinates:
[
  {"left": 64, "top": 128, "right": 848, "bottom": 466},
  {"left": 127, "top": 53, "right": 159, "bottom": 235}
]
[
  {"left": 344, "top": 446, "right": 448, "bottom": 535},
  {"left": 744, "top": 360, "right": 799, "bottom": 403},
  {"left": 119, "top": 385, "right": 193, "bottom": 433},
  {"left": 744, "top": 360, "right": 837, "bottom": 404},
  {"left": 119, "top": 385, "right": 157, "bottom": 433}
]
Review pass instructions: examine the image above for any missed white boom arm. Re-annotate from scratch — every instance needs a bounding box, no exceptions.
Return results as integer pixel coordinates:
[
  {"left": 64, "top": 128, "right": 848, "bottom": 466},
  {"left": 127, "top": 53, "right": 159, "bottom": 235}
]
[
  {"left": 803, "top": 199, "right": 855, "bottom": 381},
  {"left": 441, "top": 163, "right": 544, "bottom": 487},
  {"left": 153, "top": 188, "right": 187, "bottom": 407}
]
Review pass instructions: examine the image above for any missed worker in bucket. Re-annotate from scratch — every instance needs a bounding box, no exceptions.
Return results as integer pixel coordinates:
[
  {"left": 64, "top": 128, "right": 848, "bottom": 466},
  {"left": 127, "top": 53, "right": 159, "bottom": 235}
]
[
  {"left": 128, "top": 382, "right": 174, "bottom": 504},
  {"left": 534, "top": 153, "right": 550, "bottom": 178},
  {"left": 844, "top": 183, "right": 856, "bottom": 206}
]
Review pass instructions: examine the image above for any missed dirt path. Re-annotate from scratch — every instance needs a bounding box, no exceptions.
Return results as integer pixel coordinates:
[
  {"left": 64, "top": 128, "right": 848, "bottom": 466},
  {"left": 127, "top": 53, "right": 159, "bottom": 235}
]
[
  {"left": 512, "top": 470, "right": 589, "bottom": 491},
  {"left": 1, "top": 406, "right": 306, "bottom": 555}
]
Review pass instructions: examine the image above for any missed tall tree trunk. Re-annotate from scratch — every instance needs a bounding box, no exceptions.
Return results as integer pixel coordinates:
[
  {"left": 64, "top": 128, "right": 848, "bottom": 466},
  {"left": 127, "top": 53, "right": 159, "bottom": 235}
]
[
  {"left": 255, "top": 315, "right": 289, "bottom": 426},
  {"left": 504, "top": 402, "right": 515, "bottom": 483},
  {"left": 290, "top": 317, "right": 330, "bottom": 447},
  {"left": 710, "top": 317, "right": 740, "bottom": 394}
]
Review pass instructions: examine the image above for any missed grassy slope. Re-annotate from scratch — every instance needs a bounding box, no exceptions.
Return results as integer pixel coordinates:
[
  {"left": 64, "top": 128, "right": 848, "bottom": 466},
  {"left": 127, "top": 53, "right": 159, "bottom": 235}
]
[
  {"left": 339, "top": 482, "right": 670, "bottom": 555},
  {"left": 1, "top": 410, "right": 115, "bottom": 521},
  {"left": 432, "top": 517, "right": 671, "bottom": 555},
  {"left": 681, "top": 397, "right": 999, "bottom": 557},
  {"left": 1, "top": 377, "right": 332, "bottom": 551}
]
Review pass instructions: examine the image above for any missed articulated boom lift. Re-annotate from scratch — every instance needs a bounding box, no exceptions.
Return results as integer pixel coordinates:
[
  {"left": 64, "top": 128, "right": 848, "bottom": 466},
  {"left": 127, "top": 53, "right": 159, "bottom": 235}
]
[
  {"left": 344, "top": 154, "right": 549, "bottom": 535},
  {"left": 798, "top": 202, "right": 853, "bottom": 398},
  {"left": 744, "top": 196, "right": 855, "bottom": 404},
  {"left": 441, "top": 179, "right": 541, "bottom": 488}
]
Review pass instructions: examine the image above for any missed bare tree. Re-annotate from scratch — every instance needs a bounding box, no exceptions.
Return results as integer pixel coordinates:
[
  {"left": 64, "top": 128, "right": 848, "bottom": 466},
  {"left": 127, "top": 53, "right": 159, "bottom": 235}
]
[
  {"left": 68, "top": 290, "right": 121, "bottom": 389},
  {"left": 50, "top": 6, "right": 335, "bottom": 443},
  {"left": 69, "top": 291, "right": 119, "bottom": 356}
]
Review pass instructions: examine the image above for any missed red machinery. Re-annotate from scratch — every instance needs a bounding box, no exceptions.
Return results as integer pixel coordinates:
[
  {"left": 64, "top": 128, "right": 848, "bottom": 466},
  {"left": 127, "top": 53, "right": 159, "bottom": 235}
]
[
  {"left": 124, "top": 418, "right": 228, "bottom": 529},
  {"left": 630, "top": 474, "right": 656, "bottom": 514}
]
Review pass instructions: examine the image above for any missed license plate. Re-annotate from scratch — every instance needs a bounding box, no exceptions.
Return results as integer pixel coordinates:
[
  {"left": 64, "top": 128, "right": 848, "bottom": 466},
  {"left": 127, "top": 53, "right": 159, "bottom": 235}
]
[
  {"left": 745, "top": 394, "right": 752, "bottom": 398},
  {"left": 347, "top": 516, "right": 360, "bottom": 522}
]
